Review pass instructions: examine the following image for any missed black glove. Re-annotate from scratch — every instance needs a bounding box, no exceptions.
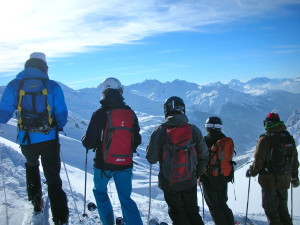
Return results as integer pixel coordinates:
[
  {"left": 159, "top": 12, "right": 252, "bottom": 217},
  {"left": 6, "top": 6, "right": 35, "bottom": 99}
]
[
  {"left": 246, "top": 168, "right": 252, "bottom": 178},
  {"left": 291, "top": 177, "right": 299, "bottom": 188}
]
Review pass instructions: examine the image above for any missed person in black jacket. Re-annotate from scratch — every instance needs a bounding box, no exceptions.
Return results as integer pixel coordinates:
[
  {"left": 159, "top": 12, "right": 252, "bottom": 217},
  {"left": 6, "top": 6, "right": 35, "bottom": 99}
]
[
  {"left": 200, "top": 116, "right": 234, "bottom": 225},
  {"left": 82, "top": 77, "right": 143, "bottom": 225},
  {"left": 146, "top": 96, "right": 208, "bottom": 225}
]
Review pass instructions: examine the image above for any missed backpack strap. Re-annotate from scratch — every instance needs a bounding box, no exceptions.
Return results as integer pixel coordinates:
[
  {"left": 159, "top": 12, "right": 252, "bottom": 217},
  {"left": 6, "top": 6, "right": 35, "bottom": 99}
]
[{"left": 17, "top": 78, "right": 55, "bottom": 144}]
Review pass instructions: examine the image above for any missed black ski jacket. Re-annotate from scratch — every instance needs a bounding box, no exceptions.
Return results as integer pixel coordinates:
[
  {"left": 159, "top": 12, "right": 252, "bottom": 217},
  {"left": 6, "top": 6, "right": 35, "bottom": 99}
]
[
  {"left": 201, "top": 130, "right": 231, "bottom": 190},
  {"left": 82, "top": 89, "right": 141, "bottom": 171},
  {"left": 146, "top": 113, "right": 209, "bottom": 192}
]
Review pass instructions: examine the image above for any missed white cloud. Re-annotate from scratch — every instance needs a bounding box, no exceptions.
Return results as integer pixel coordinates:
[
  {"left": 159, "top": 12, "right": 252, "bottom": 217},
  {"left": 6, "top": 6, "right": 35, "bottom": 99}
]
[{"left": 0, "top": 0, "right": 299, "bottom": 73}]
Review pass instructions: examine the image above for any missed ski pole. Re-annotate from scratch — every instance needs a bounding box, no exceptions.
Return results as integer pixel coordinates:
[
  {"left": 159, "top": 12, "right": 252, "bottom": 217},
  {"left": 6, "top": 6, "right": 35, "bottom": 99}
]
[
  {"left": 233, "top": 182, "right": 237, "bottom": 201},
  {"left": 0, "top": 148, "right": 9, "bottom": 225},
  {"left": 83, "top": 149, "right": 88, "bottom": 217},
  {"left": 199, "top": 183, "right": 205, "bottom": 220},
  {"left": 291, "top": 184, "right": 293, "bottom": 221},
  {"left": 61, "top": 153, "right": 82, "bottom": 222},
  {"left": 148, "top": 163, "right": 152, "bottom": 225},
  {"left": 245, "top": 177, "right": 251, "bottom": 225}
]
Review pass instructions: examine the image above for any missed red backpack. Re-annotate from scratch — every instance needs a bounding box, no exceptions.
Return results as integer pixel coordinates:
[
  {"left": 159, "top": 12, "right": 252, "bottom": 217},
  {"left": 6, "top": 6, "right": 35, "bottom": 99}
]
[
  {"left": 208, "top": 137, "right": 235, "bottom": 182},
  {"left": 161, "top": 124, "right": 198, "bottom": 183},
  {"left": 102, "top": 108, "right": 135, "bottom": 165}
]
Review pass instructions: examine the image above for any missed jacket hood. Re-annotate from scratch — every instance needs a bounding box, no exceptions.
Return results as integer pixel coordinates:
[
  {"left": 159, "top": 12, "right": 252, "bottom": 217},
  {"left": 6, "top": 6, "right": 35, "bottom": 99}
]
[
  {"left": 100, "top": 89, "right": 125, "bottom": 108},
  {"left": 16, "top": 67, "right": 49, "bottom": 80},
  {"left": 162, "top": 113, "right": 189, "bottom": 127}
]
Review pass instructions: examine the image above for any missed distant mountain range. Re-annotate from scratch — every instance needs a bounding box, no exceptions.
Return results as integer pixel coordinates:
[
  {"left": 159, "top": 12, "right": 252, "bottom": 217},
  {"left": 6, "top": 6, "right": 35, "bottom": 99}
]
[
  {"left": 1, "top": 77, "right": 300, "bottom": 225},
  {"left": 1, "top": 77, "right": 299, "bottom": 153}
]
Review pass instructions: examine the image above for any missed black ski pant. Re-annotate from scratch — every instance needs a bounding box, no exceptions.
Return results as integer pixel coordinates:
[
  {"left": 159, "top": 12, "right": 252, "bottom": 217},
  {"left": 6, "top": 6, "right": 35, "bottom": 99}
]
[
  {"left": 21, "top": 139, "right": 69, "bottom": 221},
  {"left": 202, "top": 184, "right": 234, "bottom": 225},
  {"left": 262, "top": 188, "right": 293, "bottom": 225},
  {"left": 163, "top": 185, "right": 204, "bottom": 225}
]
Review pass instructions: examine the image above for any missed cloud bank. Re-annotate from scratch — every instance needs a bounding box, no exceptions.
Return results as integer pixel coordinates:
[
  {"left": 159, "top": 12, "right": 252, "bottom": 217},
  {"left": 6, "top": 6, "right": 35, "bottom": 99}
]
[{"left": 0, "top": 0, "right": 299, "bottom": 73}]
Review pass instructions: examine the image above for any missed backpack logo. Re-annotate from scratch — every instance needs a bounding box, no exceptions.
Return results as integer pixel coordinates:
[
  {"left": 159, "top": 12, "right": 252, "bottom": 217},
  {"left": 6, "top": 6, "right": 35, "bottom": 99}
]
[
  {"left": 208, "top": 137, "right": 235, "bottom": 183},
  {"left": 102, "top": 109, "right": 134, "bottom": 165},
  {"left": 264, "top": 132, "right": 294, "bottom": 174},
  {"left": 161, "top": 124, "right": 198, "bottom": 183},
  {"left": 17, "top": 78, "right": 54, "bottom": 143}
]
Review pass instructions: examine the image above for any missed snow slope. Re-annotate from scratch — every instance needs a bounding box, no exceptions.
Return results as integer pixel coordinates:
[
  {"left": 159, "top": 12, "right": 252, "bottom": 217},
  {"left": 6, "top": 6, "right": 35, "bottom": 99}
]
[
  {"left": 1, "top": 135, "right": 300, "bottom": 225},
  {"left": 0, "top": 137, "right": 170, "bottom": 225}
]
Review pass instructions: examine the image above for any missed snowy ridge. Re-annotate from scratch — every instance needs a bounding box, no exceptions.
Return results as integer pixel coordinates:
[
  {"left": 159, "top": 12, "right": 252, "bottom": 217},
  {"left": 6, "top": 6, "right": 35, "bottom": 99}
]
[
  {"left": 287, "top": 110, "right": 300, "bottom": 145},
  {"left": 2, "top": 77, "right": 298, "bottom": 153},
  {"left": 62, "top": 78, "right": 300, "bottom": 153},
  {"left": 228, "top": 77, "right": 300, "bottom": 94},
  {"left": 1, "top": 77, "right": 300, "bottom": 224},
  {"left": 1, "top": 129, "right": 300, "bottom": 224}
]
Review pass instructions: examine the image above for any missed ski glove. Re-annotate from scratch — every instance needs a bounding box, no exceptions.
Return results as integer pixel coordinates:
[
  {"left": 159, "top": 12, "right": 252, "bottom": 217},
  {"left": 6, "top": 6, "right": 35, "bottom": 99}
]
[
  {"left": 291, "top": 177, "right": 299, "bottom": 188},
  {"left": 245, "top": 168, "right": 253, "bottom": 178}
]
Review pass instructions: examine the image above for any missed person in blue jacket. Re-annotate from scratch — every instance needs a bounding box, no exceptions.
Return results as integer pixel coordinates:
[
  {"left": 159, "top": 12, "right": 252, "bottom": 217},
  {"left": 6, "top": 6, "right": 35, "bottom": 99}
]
[{"left": 0, "top": 52, "right": 69, "bottom": 225}]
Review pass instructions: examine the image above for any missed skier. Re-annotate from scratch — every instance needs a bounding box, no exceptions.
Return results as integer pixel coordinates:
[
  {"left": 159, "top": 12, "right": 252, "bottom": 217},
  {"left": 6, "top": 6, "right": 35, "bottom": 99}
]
[
  {"left": 81, "top": 77, "right": 143, "bottom": 225},
  {"left": 146, "top": 96, "right": 209, "bottom": 225},
  {"left": 200, "top": 116, "right": 235, "bottom": 225},
  {"left": 0, "top": 52, "right": 69, "bottom": 224},
  {"left": 246, "top": 111, "right": 299, "bottom": 225}
]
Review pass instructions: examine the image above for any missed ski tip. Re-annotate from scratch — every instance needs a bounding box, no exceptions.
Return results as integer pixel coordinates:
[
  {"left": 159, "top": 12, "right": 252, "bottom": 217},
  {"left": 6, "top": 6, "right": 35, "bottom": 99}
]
[
  {"left": 116, "top": 216, "right": 125, "bottom": 225},
  {"left": 149, "top": 219, "right": 169, "bottom": 225}
]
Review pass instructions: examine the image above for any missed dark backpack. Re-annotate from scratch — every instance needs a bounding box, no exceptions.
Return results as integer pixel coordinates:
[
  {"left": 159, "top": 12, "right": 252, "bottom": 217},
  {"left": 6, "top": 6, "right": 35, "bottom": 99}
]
[
  {"left": 263, "top": 131, "right": 294, "bottom": 174},
  {"left": 161, "top": 124, "right": 198, "bottom": 183},
  {"left": 208, "top": 137, "right": 235, "bottom": 183},
  {"left": 102, "top": 108, "right": 135, "bottom": 165},
  {"left": 17, "top": 78, "right": 54, "bottom": 142}
]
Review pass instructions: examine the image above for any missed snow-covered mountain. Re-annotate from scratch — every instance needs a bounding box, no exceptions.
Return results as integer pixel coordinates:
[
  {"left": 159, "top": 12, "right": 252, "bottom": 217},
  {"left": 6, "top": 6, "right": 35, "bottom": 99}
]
[
  {"left": 228, "top": 77, "right": 300, "bottom": 94},
  {"left": 287, "top": 110, "right": 300, "bottom": 145},
  {"left": 55, "top": 77, "right": 300, "bottom": 153},
  {"left": 1, "top": 77, "right": 299, "bottom": 160},
  {"left": 1, "top": 77, "right": 300, "bottom": 224},
  {"left": 1, "top": 113, "right": 300, "bottom": 225}
]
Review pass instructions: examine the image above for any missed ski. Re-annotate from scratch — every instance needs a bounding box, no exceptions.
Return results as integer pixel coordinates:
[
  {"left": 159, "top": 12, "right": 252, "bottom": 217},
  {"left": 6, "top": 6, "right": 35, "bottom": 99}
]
[
  {"left": 149, "top": 219, "right": 159, "bottom": 225},
  {"left": 149, "top": 219, "right": 168, "bottom": 225}
]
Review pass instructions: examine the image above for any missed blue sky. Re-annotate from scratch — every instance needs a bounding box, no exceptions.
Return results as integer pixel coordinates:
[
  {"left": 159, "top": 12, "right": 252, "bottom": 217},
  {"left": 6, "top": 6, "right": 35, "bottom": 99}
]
[{"left": 0, "top": 0, "right": 299, "bottom": 89}]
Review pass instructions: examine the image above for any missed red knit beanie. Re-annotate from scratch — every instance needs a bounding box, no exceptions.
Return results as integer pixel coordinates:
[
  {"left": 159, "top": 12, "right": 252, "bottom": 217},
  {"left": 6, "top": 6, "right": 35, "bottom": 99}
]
[{"left": 265, "top": 112, "right": 280, "bottom": 122}]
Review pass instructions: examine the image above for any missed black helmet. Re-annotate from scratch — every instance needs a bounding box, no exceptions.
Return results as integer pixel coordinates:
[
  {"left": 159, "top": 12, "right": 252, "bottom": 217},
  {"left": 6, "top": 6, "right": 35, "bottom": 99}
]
[
  {"left": 164, "top": 96, "right": 185, "bottom": 117},
  {"left": 205, "top": 116, "right": 222, "bottom": 130}
]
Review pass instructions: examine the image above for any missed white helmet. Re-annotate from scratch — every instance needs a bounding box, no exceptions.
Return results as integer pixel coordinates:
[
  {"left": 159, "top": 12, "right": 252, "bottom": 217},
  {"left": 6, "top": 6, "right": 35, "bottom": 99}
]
[{"left": 101, "top": 77, "right": 123, "bottom": 94}]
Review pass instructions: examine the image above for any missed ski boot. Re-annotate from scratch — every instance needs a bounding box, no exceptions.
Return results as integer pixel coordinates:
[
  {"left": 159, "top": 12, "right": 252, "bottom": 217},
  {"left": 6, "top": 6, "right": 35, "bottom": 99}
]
[
  {"left": 116, "top": 217, "right": 125, "bottom": 225},
  {"left": 53, "top": 217, "right": 69, "bottom": 225},
  {"left": 31, "top": 195, "right": 44, "bottom": 213}
]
